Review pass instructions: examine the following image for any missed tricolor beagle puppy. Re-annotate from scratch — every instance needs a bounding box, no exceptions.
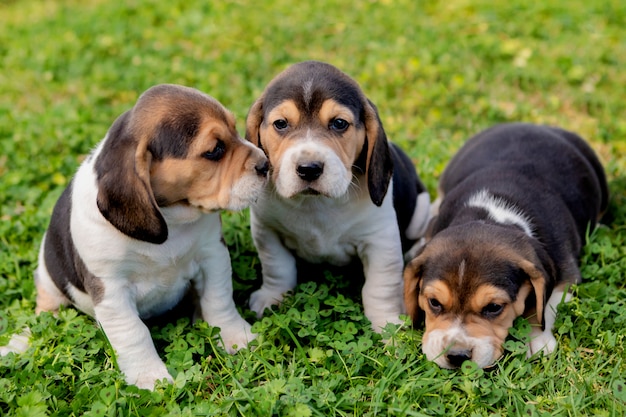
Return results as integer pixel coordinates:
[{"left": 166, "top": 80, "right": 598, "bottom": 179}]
[
  {"left": 29, "top": 84, "right": 268, "bottom": 389},
  {"left": 245, "top": 61, "right": 430, "bottom": 331},
  {"left": 404, "top": 123, "right": 608, "bottom": 369}
]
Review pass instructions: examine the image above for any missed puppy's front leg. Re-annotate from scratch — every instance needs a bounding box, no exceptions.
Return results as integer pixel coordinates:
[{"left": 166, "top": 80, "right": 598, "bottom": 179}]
[
  {"left": 196, "top": 240, "right": 254, "bottom": 353},
  {"left": 94, "top": 289, "right": 172, "bottom": 390},
  {"left": 249, "top": 216, "right": 297, "bottom": 318},
  {"left": 359, "top": 232, "right": 405, "bottom": 332},
  {"left": 528, "top": 285, "right": 572, "bottom": 356}
]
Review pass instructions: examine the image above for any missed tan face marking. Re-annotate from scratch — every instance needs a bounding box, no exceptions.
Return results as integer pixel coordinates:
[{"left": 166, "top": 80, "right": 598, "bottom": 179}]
[
  {"left": 419, "top": 280, "right": 518, "bottom": 369},
  {"left": 403, "top": 226, "right": 546, "bottom": 369},
  {"left": 259, "top": 98, "right": 366, "bottom": 199},
  {"left": 245, "top": 61, "right": 396, "bottom": 206},
  {"left": 95, "top": 84, "right": 268, "bottom": 243},
  {"left": 318, "top": 99, "right": 365, "bottom": 167},
  {"left": 266, "top": 100, "right": 301, "bottom": 129},
  {"left": 150, "top": 114, "right": 267, "bottom": 212}
]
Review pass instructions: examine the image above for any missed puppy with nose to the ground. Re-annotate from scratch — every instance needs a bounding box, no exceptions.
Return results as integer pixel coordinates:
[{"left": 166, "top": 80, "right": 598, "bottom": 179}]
[
  {"left": 403, "top": 123, "right": 608, "bottom": 369},
  {"left": 2, "top": 84, "right": 269, "bottom": 390},
  {"left": 245, "top": 61, "right": 431, "bottom": 332}
]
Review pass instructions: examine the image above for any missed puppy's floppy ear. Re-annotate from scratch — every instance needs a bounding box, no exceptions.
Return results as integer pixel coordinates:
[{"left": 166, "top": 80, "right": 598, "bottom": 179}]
[
  {"left": 403, "top": 251, "right": 427, "bottom": 327},
  {"left": 517, "top": 259, "right": 552, "bottom": 330},
  {"left": 363, "top": 99, "right": 393, "bottom": 206},
  {"left": 245, "top": 96, "right": 264, "bottom": 150},
  {"left": 95, "top": 111, "right": 168, "bottom": 244}
]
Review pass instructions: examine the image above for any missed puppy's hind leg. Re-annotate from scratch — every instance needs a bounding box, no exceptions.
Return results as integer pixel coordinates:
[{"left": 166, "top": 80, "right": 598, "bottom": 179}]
[
  {"left": 35, "top": 271, "right": 70, "bottom": 314},
  {"left": 34, "top": 242, "right": 71, "bottom": 314}
]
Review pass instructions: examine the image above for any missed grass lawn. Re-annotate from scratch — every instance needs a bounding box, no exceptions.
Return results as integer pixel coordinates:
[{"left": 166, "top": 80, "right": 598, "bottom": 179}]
[{"left": 1, "top": 0, "right": 625, "bottom": 415}]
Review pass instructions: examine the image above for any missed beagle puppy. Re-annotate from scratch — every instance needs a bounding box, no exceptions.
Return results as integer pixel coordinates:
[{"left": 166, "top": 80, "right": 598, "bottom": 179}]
[
  {"left": 404, "top": 123, "right": 608, "bottom": 369},
  {"left": 29, "top": 84, "right": 269, "bottom": 389},
  {"left": 245, "top": 61, "right": 430, "bottom": 331}
]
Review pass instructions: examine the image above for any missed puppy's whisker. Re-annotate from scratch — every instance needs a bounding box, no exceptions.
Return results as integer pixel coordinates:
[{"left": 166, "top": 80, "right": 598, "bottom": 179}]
[{"left": 346, "top": 177, "right": 362, "bottom": 199}]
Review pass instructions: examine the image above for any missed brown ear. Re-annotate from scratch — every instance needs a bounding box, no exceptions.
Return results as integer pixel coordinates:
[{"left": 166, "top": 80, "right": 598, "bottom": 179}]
[
  {"left": 95, "top": 111, "right": 168, "bottom": 244},
  {"left": 363, "top": 100, "right": 393, "bottom": 206},
  {"left": 517, "top": 259, "right": 550, "bottom": 329},
  {"left": 403, "top": 254, "right": 426, "bottom": 327},
  {"left": 245, "top": 97, "right": 264, "bottom": 149}
]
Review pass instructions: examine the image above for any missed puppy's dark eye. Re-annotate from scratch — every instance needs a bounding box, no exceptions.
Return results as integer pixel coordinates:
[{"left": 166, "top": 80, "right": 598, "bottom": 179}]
[
  {"left": 482, "top": 303, "right": 504, "bottom": 317},
  {"left": 273, "top": 119, "right": 288, "bottom": 131},
  {"left": 201, "top": 140, "right": 225, "bottom": 161},
  {"left": 329, "top": 118, "right": 349, "bottom": 132},
  {"left": 428, "top": 298, "right": 443, "bottom": 314}
]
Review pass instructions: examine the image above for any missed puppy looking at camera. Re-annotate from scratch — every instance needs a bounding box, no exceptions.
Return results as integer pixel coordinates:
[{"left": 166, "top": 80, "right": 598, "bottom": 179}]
[
  {"left": 25, "top": 85, "right": 268, "bottom": 389},
  {"left": 404, "top": 123, "right": 608, "bottom": 369},
  {"left": 245, "top": 61, "right": 430, "bottom": 331}
]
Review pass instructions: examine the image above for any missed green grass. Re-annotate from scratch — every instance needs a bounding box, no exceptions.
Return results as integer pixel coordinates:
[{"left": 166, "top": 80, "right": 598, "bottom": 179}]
[{"left": 1, "top": 0, "right": 625, "bottom": 415}]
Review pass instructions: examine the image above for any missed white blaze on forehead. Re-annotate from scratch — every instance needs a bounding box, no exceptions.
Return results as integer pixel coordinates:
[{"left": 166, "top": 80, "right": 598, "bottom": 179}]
[
  {"left": 302, "top": 78, "right": 314, "bottom": 104},
  {"left": 458, "top": 259, "right": 466, "bottom": 286},
  {"left": 466, "top": 189, "right": 534, "bottom": 237}
]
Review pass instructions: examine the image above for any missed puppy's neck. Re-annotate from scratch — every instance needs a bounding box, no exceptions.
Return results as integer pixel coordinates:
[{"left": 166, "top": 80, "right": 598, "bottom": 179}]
[{"left": 160, "top": 204, "right": 205, "bottom": 225}]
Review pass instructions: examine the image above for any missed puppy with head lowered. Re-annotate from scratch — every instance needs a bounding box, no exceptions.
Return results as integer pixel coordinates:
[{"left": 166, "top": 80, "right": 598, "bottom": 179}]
[
  {"left": 245, "top": 61, "right": 430, "bottom": 331},
  {"left": 16, "top": 85, "right": 268, "bottom": 389},
  {"left": 404, "top": 123, "right": 608, "bottom": 369}
]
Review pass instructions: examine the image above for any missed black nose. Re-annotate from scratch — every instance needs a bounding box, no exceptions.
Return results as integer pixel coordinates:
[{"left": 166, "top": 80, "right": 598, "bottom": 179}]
[
  {"left": 446, "top": 349, "right": 472, "bottom": 368},
  {"left": 255, "top": 159, "right": 269, "bottom": 177},
  {"left": 296, "top": 162, "right": 324, "bottom": 182}
]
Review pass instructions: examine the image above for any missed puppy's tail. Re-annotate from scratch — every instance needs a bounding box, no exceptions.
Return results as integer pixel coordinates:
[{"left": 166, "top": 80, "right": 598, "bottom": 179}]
[
  {"left": 405, "top": 190, "right": 431, "bottom": 242},
  {"left": 0, "top": 328, "right": 31, "bottom": 356}
]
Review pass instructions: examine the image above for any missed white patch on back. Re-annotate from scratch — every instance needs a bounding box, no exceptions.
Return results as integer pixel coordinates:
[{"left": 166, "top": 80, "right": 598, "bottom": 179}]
[{"left": 467, "top": 189, "right": 534, "bottom": 237}]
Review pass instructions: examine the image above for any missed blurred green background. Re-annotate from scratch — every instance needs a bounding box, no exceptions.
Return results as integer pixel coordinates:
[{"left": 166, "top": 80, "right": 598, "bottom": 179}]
[{"left": 1, "top": 0, "right": 624, "bottom": 415}]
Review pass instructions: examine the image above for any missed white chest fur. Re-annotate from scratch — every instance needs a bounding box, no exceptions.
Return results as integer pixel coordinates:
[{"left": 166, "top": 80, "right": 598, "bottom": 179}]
[
  {"left": 68, "top": 160, "right": 223, "bottom": 318},
  {"left": 251, "top": 180, "right": 399, "bottom": 266},
  {"left": 249, "top": 180, "right": 405, "bottom": 331}
]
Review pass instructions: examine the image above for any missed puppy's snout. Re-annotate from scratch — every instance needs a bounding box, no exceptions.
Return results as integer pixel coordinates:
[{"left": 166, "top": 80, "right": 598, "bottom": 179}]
[
  {"left": 296, "top": 161, "right": 324, "bottom": 182},
  {"left": 255, "top": 159, "right": 269, "bottom": 177},
  {"left": 446, "top": 349, "right": 472, "bottom": 368}
]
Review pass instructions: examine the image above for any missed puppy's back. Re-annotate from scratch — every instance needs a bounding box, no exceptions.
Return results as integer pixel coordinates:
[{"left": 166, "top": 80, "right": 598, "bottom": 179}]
[{"left": 440, "top": 123, "right": 608, "bottom": 231}]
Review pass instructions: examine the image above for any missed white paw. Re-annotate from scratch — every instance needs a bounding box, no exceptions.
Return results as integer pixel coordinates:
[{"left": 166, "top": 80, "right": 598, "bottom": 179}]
[
  {"left": 368, "top": 314, "right": 404, "bottom": 334},
  {"left": 527, "top": 329, "right": 558, "bottom": 357},
  {"left": 218, "top": 319, "right": 256, "bottom": 353},
  {"left": 249, "top": 287, "right": 286, "bottom": 318},
  {"left": 0, "top": 328, "right": 31, "bottom": 356},
  {"left": 125, "top": 362, "right": 173, "bottom": 390}
]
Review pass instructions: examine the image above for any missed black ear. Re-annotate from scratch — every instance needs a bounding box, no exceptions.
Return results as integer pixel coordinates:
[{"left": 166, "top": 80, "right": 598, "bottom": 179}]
[
  {"left": 517, "top": 259, "right": 552, "bottom": 329},
  {"left": 95, "top": 111, "right": 168, "bottom": 244},
  {"left": 403, "top": 255, "right": 426, "bottom": 327},
  {"left": 520, "top": 240, "right": 558, "bottom": 330},
  {"left": 364, "top": 100, "right": 393, "bottom": 206},
  {"left": 245, "top": 96, "right": 264, "bottom": 151}
]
